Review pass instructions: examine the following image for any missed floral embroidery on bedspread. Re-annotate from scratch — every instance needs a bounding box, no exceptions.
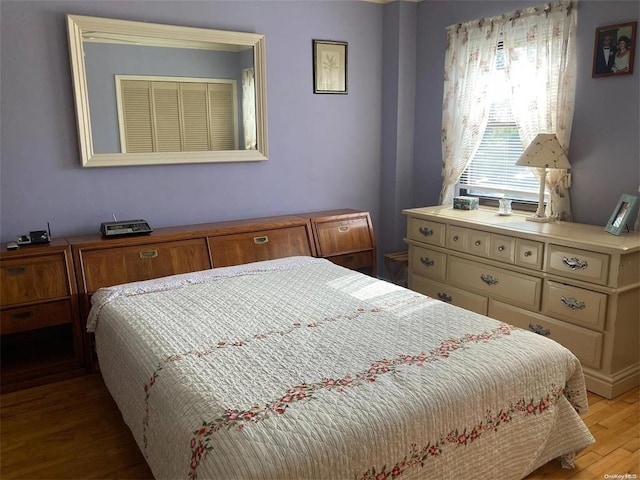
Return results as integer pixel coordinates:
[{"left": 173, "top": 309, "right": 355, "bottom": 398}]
[
  {"left": 186, "top": 323, "right": 515, "bottom": 479},
  {"left": 142, "top": 295, "right": 424, "bottom": 453},
  {"left": 357, "top": 384, "right": 569, "bottom": 480}
]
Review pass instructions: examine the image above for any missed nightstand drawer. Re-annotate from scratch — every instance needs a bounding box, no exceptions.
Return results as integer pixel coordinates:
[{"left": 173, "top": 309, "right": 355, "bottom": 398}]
[
  {"left": 448, "top": 256, "right": 542, "bottom": 310},
  {"left": 548, "top": 245, "right": 609, "bottom": 285},
  {"left": 327, "top": 251, "right": 373, "bottom": 270},
  {"left": 1, "top": 300, "right": 72, "bottom": 335},
  {"left": 489, "top": 300, "right": 603, "bottom": 369},
  {"left": 407, "top": 217, "right": 445, "bottom": 246},
  {"left": 81, "top": 238, "right": 211, "bottom": 293},
  {"left": 314, "top": 216, "right": 372, "bottom": 256},
  {"left": 1, "top": 255, "right": 69, "bottom": 306},
  {"left": 409, "top": 245, "right": 446, "bottom": 282},
  {"left": 210, "top": 226, "right": 313, "bottom": 267},
  {"left": 446, "top": 225, "right": 467, "bottom": 253},
  {"left": 516, "top": 239, "right": 544, "bottom": 270},
  {"left": 542, "top": 281, "right": 607, "bottom": 331},
  {"left": 410, "top": 274, "right": 488, "bottom": 315}
]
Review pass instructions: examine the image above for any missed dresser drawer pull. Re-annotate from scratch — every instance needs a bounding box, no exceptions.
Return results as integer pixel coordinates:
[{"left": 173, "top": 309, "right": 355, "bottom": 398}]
[
  {"left": 452, "top": 235, "right": 459, "bottom": 241},
  {"left": 10, "top": 311, "right": 33, "bottom": 320},
  {"left": 337, "top": 226, "right": 349, "bottom": 233},
  {"left": 437, "top": 292, "right": 453, "bottom": 303},
  {"left": 498, "top": 245, "right": 505, "bottom": 252},
  {"left": 253, "top": 236, "right": 269, "bottom": 245},
  {"left": 480, "top": 273, "right": 498, "bottom": 285},
  {"left": 420, "top": 257, "right": 434, "bottom": 267},
  {"left": 5, "top": 266, "right": 28, "bottom": 276},
  {"left": 561, "top": 296, "right": 586, "bottom": 310},
  {"left": 528, "top": 323, "right": 551, "bottom": 337},
  {"left": 474, "top": 240, "right": 482, "bottom": 246},
  {"left": 524, "top": 251, "right": 533, "bottom": 257},
  {"left": 419, "top": 227, "right": 434, "bottom": 237},
  {"left": 139, "top": 250, "right": 158, "bottom": 259},
  {"left": 562, "top": 256, "right": 588, "bottom": 270},
  {"left": 343, "top": 255, "right": 354, "bottom": 262}
]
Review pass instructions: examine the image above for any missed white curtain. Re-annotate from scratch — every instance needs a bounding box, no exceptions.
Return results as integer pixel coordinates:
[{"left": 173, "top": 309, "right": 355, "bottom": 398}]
[
  {"left": 242, "top": 68, "right": 257, "bottom": 150},
  {"left": 503, "top": 0, "right": 578, "bottom": 220},
  {"left": 439, "top": 20, "right": 500, "bottom": 205}
]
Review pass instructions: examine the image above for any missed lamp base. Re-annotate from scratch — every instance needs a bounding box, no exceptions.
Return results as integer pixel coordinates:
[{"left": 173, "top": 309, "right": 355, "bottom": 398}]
[{"left": 526, "top": 214, "right": 552, "bottom": 223}]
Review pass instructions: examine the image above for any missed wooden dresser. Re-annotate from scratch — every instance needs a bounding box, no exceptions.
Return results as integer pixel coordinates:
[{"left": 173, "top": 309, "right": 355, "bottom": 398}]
[
  {"left": 404, "top": 206, "right": 640, "bottom": 399},
  {"left": 0, "top": 240, "right": 84, "bottom": 392}
]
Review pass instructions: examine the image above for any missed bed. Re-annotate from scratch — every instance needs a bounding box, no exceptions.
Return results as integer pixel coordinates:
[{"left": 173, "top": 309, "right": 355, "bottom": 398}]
[{"left": 87, "top": 256, "right": 594, "bottom": 479}]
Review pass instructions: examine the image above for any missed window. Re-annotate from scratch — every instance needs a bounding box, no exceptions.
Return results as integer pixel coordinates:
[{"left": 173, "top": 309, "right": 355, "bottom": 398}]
[
  {"left": 458, "top": 44, "right": 540, "bottom": 203},
  {"left": 115, "top": 75, "right": 238, "bottom": 153}
]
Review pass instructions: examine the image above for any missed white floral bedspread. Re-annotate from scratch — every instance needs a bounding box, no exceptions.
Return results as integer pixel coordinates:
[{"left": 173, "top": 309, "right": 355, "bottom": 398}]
[{"left": 90, "top": 256, "right": 594, "bottom": 480}]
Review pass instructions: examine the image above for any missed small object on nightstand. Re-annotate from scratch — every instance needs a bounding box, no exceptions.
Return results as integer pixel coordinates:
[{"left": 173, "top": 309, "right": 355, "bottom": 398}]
[{"left": 6, "top": 242, "right": 19, "bottom": 250}]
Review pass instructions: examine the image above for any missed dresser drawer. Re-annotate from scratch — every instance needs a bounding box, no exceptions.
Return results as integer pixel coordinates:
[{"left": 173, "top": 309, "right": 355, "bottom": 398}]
[
  {"left": 448, "top": 256, "right": 542, "bottom": 310},
  {"left": 489, "top": 300, "right": 603, "bottom": 369},
  {"left": 314, "top": 216, "right": 372, "bottom": 256},
  {"left": 516, "top": 239, "right": 544, "bottom": 270},
  {"left": 1, "top": 255, "right": 69, "bottom": 306},
  {"left": 210, "top": 226, "right": 312, "bottom": 267},
  {"left": 409, "top": 245, "right": 446, "bottom": 282},
  {"left": 81, "top": 238, "right": 211, "bottom": 293},
  {"left": 548, "top": 245, "right": 610, "bottom": 285},
  {"left": 446, "top": 225, "right": 467, "bottom": 253},
  {"left": 0, "top": 300, "right": 72, "bottom": 335},
  {"left": 490, "top": 234, "right": 515, "bottom": 264},
  {"left": 410, "top": 274, "right": 488, "bottom": 315},
  {"left": 407, "top": 217, "right": 445, "bottom": 246},
  {"left": 467, "top": 229, "right": 491, "bottom": 258},
  {"left": 542, "top": 281, "right": 607, "bottom": 331},
  {"left": 327, "top": 251, "right": 373, "bottom": 270}
]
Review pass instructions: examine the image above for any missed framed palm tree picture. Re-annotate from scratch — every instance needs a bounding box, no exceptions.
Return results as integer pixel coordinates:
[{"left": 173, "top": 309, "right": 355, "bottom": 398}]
[{"left": 313, "top": 40, "right": 348, "bottom": 94}]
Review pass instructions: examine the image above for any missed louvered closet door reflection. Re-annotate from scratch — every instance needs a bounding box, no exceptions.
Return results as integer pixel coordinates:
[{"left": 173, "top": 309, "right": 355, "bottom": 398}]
[
  {"left": 151, "top": 82, "right": 182, "bottom": 152},
  {"left": 208, "top": 83, "right": 236, "bottom": 150},
  {"left": 121, "top": 80, "right": 154, "bottom": 153},
  {"left": 181, "top": 83, "right": 209, "bottom": 151}
]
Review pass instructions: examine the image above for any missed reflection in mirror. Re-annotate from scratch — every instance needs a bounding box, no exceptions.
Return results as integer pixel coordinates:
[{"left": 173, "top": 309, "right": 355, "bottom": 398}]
[{"left": 67, "top": 15, "right": 268, "bottom": 167}]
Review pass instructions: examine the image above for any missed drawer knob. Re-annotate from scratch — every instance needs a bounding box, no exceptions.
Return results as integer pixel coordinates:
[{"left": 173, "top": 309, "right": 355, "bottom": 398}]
[
  {"left": 562, "top": 256, "right": 588, "bottom": 270},
  {"left": 5, "top": 266, "right": 27, "bottom": 276},
  {"left": 253, "top": 236, "right": 269, "bottom": 245},
  {"left": 337, "top": 226, "right": 349, "bottom": 233},
  {"left": 528, "top": 323, "right": 551, "bottom": 337},
  {"left": 419, "top": 227, "right": 434, "bottom": 237},
  {"left": 139, "top": 250, "right": 158, "bottom": 259},
  {"left": 437, "top": 292, "right": 453, "bottom": 303},
  {"left": 11, "top": 311, "right": 33, "bottom": 320},
  {"left": 452, "top": 235, "right": 459, "bottom": 241},
  {"left": 561, "top": 296, "right": 586, "bottom": 310},
  {"left": 524, "top": 250, "right": 533, "bottom": 257},
  {"left": 480, "top": 273, "right": 498, "bottom": 285},
  {"left": 420, "top": 257, "right": 434, "bottom": 267},
  {"left": 474, "top": 240, "right": 482, "bottom": 246},
  {"left": 498, "top": 245, "right": 505, "bottom": 252}
]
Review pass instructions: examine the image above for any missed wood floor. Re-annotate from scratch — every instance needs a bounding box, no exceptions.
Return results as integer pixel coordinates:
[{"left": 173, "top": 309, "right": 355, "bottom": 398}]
[{"left": 1, "top": 374, "right": 638, "bottom": 479}]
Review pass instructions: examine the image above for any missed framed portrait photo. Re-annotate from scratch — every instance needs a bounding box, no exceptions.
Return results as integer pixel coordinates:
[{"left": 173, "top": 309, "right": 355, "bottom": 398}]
[
  {"left": 605, "top": 194, "right": 638, "bottom": 235},
  {"left": 313, "top": 40, "right": 347, "bottom": 94},
  {"left": 592, "top": 21, "right": 637, "bottom": 78}
]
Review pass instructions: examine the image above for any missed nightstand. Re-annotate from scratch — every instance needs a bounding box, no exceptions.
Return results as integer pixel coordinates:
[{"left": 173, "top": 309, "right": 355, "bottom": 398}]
[{"left": 0, "top": 240, "right": 84, "bottom": 392}]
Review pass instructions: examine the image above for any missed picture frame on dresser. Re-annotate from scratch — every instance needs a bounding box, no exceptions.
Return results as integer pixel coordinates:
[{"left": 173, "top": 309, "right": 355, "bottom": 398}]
[{"left": 605, "top": 194, "right": 638, "bottom": 235}]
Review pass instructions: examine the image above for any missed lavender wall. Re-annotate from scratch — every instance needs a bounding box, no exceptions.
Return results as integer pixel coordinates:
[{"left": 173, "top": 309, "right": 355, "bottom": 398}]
[
  {"left": 2, "top": 0, "right": 639, "bottom": 257},
  {"left": 413, "top": 0, "right": 640, "bottom": 227},
  {"left": 0, "top": 0, "right": 383, "bottom": 241}
]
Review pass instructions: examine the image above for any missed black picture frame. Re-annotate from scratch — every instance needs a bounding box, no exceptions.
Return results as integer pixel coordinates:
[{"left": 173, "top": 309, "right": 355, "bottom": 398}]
[
  {"left": 605, "top": 194, "right": 638, "bottom": 235},
  {"left": 592, "top": 21, "right": 637, "bottom": 78},
  {"left": 313, "top": 40, "right": 348, "bottom": 94}
]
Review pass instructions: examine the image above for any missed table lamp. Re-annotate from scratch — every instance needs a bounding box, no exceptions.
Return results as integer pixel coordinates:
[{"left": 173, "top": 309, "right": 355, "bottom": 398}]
[{"left": 515, "top": 133, "right": 571, "bottom": 223}]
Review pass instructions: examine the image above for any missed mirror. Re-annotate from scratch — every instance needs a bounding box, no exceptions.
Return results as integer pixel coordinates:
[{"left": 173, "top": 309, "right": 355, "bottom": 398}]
[{"left": 67, "top": 15, "right": 268, "bottom": 167}]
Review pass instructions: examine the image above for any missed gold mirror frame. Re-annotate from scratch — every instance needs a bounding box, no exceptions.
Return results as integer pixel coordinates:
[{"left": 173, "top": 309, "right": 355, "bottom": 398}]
[{"left": 67, "top": 15, "right": 268, "bottom": 167}]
